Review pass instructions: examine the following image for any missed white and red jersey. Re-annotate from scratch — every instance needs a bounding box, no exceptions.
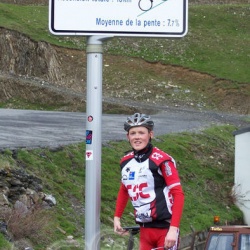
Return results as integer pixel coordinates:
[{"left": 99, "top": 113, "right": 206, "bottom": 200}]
[{"left": 115, "top": 147, "right": 184, "bottom": 228}]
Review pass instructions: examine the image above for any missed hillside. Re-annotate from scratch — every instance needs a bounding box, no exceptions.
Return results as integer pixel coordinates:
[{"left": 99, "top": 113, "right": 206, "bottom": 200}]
[
  {"left": 0, "top": 2, "right": 249, "bottom": 114},
  {"left": 0, "top": 1, "right": 249, "bottom": 250}
]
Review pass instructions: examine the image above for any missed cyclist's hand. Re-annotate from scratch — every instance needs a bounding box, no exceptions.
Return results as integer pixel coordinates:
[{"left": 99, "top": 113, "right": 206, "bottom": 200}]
[
  {"left": 164, "top": 226, "right": 178, "bottom": 249},
  {"left": 114, "top": 216, "right": 128, "bottom": 235}
]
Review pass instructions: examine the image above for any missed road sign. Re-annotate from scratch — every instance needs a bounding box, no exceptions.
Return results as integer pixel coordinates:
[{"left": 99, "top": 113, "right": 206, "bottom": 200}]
[{"left": 49, "top": 0, "right": 188, "bottom": 38}]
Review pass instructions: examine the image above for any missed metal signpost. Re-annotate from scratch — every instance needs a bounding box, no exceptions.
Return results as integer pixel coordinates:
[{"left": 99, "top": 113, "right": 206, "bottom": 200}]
[
  {"left": 49, "top": 0, "right": 188, "bottom": 249},
  {"left": 84, "top": 35, "right": 112, "bottom": 250}
]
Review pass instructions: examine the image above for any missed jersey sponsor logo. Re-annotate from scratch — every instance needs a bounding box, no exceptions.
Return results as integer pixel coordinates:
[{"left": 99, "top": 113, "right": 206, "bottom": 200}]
[
  {"left": 136, "top": 211, "right": 151, "bottom": 221},
  {"left": 139, "top": 165, "right": 147, "bottom": 173},
  {"left": 138, "top": 174, "right": 147, "bottom": 178},
  {"left": 129, "top": 171, "right": 135, "bottom": 180},
  {"left": 126, "top": 182, "right": 150, "bottom": 201},
  {"left": 164, "top": 161, "right": 172, "bottom": 176},
  {"left": 125, "top": 151, "right": 134, "bottom": 157},
  {"left": 151, "top": 152, "right": 164, "bottom": 161},
  {"left": 168, "top": 191, "right": 174, "bottom": 205},
  {"left": 122, "top": 174, "right": 127, "bottom": 181},
  {"left": 138, "top": 166, "right": 147, "bottom": 178}
]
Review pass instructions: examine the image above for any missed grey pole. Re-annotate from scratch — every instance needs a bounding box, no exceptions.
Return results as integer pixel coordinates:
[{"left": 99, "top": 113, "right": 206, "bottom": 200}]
[{"left": 85, "top": 35, "right": 112, "bottom": 250}]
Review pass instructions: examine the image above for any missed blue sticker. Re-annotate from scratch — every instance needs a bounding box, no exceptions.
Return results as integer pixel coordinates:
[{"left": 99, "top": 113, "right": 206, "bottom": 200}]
[
  {"left": 86, "top": 130, "right": 93, "bottom": 144},
  {"left": 129, "top": 171, "right": 135, "bottom": 180}
]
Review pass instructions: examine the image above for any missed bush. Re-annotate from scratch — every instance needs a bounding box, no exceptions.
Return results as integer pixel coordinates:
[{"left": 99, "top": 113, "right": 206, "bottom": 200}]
[{"left": 0, "top": 203, "right": 52, "bottom": 245}]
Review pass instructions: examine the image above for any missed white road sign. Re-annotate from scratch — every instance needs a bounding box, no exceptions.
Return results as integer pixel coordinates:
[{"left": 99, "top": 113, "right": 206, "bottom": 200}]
[{"left": 49, "top": 0, "right": 188, "bottom": 37}]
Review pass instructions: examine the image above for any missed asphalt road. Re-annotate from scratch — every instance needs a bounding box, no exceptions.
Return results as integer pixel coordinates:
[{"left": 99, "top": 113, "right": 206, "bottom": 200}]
[{"left": 0, "top": 108, "right": 248, "bottom": 150}]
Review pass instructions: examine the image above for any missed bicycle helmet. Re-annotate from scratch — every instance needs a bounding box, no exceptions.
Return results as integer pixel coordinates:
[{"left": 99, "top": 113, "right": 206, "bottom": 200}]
[{"left": 124, "top": 113, "right": 154, "bottom": 132}]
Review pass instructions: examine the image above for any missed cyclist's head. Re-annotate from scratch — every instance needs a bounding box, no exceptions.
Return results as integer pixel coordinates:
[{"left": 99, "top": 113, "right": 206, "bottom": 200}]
[{"left": 124, "top": 113, "right": 154, "bottom": 132}]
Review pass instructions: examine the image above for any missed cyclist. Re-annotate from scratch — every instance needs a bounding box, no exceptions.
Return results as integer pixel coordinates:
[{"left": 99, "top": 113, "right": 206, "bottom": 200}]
[{"left": 114, "top": 113, "right": 185, "bottom": 250}]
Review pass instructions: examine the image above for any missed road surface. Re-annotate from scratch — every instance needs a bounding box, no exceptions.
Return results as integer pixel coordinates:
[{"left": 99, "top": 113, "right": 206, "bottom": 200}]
[{"left": 0, "top": 108, "right": 248, "bottom": 150}]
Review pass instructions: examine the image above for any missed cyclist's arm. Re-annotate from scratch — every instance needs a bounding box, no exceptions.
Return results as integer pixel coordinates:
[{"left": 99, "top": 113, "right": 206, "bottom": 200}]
[
  {"left": 114, "top": 183, "right": 129, "bottom": 218},
  {"left": 114, "top": 183, "right": 129, "bottom": 233},
  {"left": 160, "top": 161, "right": 185, "bottom": 228},
  {"left": 161, "top": 160, "right": 184, "bottom": 248},
  {"left": 169, "top": 185, "right": 184, "bottom": 227}
]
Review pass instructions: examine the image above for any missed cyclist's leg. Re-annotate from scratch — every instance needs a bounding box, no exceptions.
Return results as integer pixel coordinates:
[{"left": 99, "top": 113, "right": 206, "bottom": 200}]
[
  {"left": 139, "top": 227, "right": 168, "bottom": 250},
  {"left": 156, "top": 228, "right": 168, "bottom": 248},
  {"left": 139, "top": 227, "right": 154, "bottom": 250}
]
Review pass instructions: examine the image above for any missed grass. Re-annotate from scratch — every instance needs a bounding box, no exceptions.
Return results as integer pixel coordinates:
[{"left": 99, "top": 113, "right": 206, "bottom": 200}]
[
  {"left": 0, "top": 3, "right": 249, "bottom": 83},
  {"left": 0, "top": 97, "right": 71, "bottom": 111},
  {"left": 106, "top": 4, "right": 250, "bottom": 83},
  {"left": 0, "top": 234, "right": 12, "bottom": 250},
  {"left": 0, "top": 125, "right": 244, "bottom": 249},
  {"left": 0, "top": 2, "right": 249, "bottom": 248}
]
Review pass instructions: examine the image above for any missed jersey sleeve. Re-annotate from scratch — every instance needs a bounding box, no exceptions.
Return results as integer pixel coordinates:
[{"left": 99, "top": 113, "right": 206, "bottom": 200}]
[
  {"left": 114, "top": 183, "right": 129, "bottom": 218},
  {"left": 160, "top": 160, "right": 185, "bottom": 227},
  {"left": 168, "top": 185, "right": 185, "bottom": 227},
  {"left": 160, "top": 160, "right": 181, "bottom": 188}
]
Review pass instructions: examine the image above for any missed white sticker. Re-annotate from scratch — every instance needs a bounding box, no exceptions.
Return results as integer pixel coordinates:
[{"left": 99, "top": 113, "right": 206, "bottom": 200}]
[{"left": 86, "top": 150, "right": 93, "bottom": 161}]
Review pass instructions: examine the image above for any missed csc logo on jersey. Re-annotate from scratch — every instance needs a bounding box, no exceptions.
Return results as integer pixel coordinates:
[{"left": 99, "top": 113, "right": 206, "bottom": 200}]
[
  {"left": 126, "top": 183, "right": 150, "bottom": 201},
  {"left": 151, "top": 152, "right": 164, "bottom": 161}
]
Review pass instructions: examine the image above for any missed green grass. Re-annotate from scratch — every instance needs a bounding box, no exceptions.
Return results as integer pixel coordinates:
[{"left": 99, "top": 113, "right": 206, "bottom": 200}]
[
  {"left": 105, "top": 5, "right": 250, "bottom": 83},
  {"left": 0, "top": 97, "right": 72, "bottom": 111},
  {"left": 0, "top": 234, "right": 12, "bottom": 250},
  {"left": 0, "top": 125, "right": 244, "bottom": 249},
  {"left": 0, "top": 3, "right": 249, "bottom": 83},
  {"left": 0, "top": 2, "right": 249, "bottom": 248}
]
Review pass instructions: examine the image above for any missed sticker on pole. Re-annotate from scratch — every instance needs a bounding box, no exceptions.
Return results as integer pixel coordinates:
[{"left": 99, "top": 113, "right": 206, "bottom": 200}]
[
  {"left": 49, "top": 0, "right": 188, "bottom": 38},
  {"left": 86, "top": 130, "right": 93, "bottom": 145},
  {"left": 86, "top": 150, "right": 93, "bottom": 160}
]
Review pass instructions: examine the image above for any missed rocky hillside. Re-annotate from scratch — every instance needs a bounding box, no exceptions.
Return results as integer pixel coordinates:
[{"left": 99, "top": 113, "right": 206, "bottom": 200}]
[
  {"left": 0, "top": 0, "right": 249, "bottom": 115},
  {"left": 0, "top": 27, "right": 249, "bottom": 114}
]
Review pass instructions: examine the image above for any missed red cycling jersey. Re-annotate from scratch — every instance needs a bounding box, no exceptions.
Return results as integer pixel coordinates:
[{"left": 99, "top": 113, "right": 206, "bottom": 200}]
[{"left": 114, "top": 147, "right": 184, "bottom": 228}]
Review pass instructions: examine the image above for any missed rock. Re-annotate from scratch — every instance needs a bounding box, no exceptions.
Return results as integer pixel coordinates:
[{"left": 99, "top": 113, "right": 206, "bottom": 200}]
[
  {"left": 14, "top": 200, "right": 29, "bottom": 215},
  {"left": 9, "top": 178, "right": 22, "bottom": 186},
  {"left": 0, "top": 193, "right": 10, "bottom": 206},
  {"left": 14, "top": 239, "right": 34, "bottom": 250},
  {"left": 43, "top": 194, "right": 56, "bottom": 206},
  {"left": 0, "top": 165, "right": 58, "bottom": 249}
]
